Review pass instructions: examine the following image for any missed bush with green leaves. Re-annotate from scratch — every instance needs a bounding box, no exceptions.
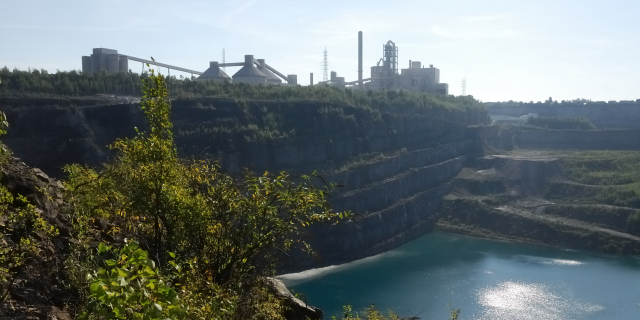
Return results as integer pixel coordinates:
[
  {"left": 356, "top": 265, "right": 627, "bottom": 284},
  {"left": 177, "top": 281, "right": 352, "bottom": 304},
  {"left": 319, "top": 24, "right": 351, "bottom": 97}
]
[
  {"left": 0, "top": 192, "right": 57, "bottom": 303},
  {"left": 333, "top": 304, "right": 460, "bottom": 320},
  {"left": 62, "top": 63, "right": 349, "bottom": 318},
  {"left": 81, "top": 240, "right": 185, "bottom": 320}
]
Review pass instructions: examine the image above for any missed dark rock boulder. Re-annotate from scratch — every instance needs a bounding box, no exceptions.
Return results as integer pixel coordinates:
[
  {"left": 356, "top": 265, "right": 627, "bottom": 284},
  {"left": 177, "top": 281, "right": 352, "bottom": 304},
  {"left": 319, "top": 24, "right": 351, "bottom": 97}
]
[{"left": 267, "top": 278, "right": 323, "bottom": 320}]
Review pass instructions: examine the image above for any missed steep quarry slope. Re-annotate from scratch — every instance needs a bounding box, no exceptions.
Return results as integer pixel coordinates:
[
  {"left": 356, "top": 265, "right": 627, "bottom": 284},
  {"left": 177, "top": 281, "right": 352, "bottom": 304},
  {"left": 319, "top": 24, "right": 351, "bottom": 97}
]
[
  {"left": 1, "top": 96, "right": 490, "bottom": 266},
  {"left": 438, "top": 152, "right": 640, "bottom": 254}
]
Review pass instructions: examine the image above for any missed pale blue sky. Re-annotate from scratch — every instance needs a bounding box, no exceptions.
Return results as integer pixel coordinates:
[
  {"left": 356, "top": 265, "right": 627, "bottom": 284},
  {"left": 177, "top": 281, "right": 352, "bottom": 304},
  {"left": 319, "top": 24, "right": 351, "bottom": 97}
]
[{"left": 1, "top": 0, "right": 639, "bottom": 102}]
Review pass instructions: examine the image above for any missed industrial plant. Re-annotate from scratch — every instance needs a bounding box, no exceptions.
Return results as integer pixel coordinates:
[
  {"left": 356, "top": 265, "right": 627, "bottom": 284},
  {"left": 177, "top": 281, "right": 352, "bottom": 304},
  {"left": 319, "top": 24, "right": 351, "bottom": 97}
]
[
  {"left": 81, "top": 31, "right": 448, "bottom": 94},
  {"left": 196, "top": 55, "right": 297, "bottom": 85},
  {"left": 319, "top": 32, "right": 449, "bottom": 95},
  {"left": 82, "top": 49, "right": 297, "bottom": 85}
]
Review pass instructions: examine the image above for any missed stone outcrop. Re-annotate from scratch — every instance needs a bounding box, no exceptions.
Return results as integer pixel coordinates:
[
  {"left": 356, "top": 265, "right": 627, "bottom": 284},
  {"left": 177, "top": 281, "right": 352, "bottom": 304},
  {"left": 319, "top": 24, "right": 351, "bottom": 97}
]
[{"left": 267, "top": 278, "right": 323, "bottom": 320}]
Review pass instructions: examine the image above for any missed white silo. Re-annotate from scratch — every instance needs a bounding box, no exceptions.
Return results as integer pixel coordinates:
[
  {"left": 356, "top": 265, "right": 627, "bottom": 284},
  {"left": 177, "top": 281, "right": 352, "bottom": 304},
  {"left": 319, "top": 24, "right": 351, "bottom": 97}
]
[{"left": 232, "top": 55, "right": 267, "bottom": 85}]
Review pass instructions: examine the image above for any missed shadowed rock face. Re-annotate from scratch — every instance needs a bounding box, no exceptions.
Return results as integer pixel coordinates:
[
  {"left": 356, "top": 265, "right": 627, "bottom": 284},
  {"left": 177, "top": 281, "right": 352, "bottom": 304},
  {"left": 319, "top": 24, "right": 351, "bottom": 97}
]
[{"left": 1, "top": 98, "right": 490, "bottom": 268}]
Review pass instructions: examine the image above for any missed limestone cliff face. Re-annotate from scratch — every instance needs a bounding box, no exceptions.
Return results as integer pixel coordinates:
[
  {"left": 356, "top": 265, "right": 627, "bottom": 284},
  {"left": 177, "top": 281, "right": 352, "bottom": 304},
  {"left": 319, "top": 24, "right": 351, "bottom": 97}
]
[{"left": 1, "top": 98, "right": 490, "bottom": 266}]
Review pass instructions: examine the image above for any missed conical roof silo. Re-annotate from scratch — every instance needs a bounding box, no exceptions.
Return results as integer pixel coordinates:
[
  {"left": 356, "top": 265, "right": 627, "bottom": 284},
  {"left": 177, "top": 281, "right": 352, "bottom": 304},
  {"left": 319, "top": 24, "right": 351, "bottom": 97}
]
[
  {"left": 232, "top": 55, "right": 267, "bottom": 85},
  {"left": 197, "top": 62, "right": 231, "bottom": 82}
]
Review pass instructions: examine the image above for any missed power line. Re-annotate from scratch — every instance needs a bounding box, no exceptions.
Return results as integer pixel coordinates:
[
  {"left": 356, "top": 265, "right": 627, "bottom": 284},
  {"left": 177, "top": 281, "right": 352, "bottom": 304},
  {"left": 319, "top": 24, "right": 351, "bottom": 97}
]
[
  {"left": 323, "top": 47, "right": 328, "bottom": 82},
  {"left": 462, "top": 77, "right": 467, "bottom": 96}
]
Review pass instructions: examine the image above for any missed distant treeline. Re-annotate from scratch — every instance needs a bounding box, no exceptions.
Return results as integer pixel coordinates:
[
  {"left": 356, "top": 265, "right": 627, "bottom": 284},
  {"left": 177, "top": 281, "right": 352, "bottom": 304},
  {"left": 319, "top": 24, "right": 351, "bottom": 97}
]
[
  {"left": 487, "top": 98, "right": 640, "bottom": 108},
  {"left": 526, "top": 116, "right": 598, "bottom": 130},
  {"left": 0, "top": 67, "right": 484, "bottom": 112},
  {"left": 0, "top": 67, "right": 142, "bottom": 96}
]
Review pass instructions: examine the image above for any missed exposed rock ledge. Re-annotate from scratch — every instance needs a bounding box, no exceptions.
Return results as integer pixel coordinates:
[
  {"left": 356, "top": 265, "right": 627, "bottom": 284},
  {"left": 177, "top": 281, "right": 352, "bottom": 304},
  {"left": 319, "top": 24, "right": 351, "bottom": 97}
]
[{"left": 267, "top": 278, "right": 324, "bottom": 320}]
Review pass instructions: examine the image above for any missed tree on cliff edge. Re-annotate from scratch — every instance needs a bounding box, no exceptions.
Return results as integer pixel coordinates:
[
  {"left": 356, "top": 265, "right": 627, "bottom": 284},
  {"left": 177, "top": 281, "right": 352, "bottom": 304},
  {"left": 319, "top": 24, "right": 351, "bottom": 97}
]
[{"left": 63, "top": 62, "right": 349, "bottom": 319}]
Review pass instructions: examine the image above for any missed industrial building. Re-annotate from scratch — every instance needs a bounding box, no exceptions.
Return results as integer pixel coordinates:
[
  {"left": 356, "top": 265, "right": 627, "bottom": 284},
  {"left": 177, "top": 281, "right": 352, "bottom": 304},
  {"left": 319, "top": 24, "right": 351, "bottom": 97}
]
[
  {"left": 82, "top": 48, "right": 296, "bottom": 85},
  {"left": 196, "top": 62, "right": 230, "bottom": 82},
  {"left": 82, "top": 48, "right": 129, "bottom": 74},
  {"left": 320, "top": 32, "right": 449, "bottom": 95},
  {"left": 82, "top": 33, "right": 449, "bottom": 94},
  {"left": 82, "top": 48, "right": 203, "bottom": 77},
  {"left": 198, "top": 55, "right": 296, "bottom": 85}
]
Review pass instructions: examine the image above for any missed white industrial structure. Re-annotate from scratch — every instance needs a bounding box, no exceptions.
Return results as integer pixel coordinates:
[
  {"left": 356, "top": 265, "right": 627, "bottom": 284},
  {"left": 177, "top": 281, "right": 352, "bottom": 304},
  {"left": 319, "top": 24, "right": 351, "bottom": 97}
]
[
  {"left": 83, "top": 31, "right": 450, "bottom": 94},
  {"left": 82, "top": 49, "right": 296, "bottom": 85},
  {"left": 318, "top": 32, "right": 449, "bottom": 95}
]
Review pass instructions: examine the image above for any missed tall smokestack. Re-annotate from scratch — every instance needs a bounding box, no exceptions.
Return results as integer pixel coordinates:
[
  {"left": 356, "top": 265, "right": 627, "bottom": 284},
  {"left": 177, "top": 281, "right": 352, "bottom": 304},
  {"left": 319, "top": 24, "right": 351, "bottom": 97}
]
[
  {"left": 358, "top": 31, "right": 363, "bottom": 88},
  {"left": 310, "top": 73, "right": 314, "bottom": 86}
]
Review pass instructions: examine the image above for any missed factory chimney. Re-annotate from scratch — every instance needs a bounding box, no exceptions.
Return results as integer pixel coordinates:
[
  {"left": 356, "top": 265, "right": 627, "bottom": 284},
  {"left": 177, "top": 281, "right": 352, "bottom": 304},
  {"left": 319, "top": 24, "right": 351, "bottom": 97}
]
[{"left": 358, "top": 31, "right": 363, "bottom": 88}]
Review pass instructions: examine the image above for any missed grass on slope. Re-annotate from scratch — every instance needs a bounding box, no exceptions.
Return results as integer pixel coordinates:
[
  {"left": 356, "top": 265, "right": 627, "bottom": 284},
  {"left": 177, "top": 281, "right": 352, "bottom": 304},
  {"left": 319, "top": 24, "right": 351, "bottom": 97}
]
[{"left": 511, "top": 150, "right": 640, "bottom": 209}]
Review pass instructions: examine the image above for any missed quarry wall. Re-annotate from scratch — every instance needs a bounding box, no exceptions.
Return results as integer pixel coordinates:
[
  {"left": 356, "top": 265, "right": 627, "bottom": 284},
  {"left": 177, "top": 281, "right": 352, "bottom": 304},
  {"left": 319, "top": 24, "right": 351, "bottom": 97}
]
[
  {"left": 1, "top": 99, "right": 488, "bottom": 267},
  {"left": 6, "top": 96, "right": 640, "bottom": 267}
]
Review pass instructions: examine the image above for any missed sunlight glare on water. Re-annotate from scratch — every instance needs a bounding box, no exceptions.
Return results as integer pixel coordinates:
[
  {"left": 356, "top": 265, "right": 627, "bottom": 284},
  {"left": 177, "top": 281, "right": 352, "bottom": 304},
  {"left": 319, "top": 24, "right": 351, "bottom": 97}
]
[
  {"left": 477, "top": 281, "right": 604, "bottom": 320},
  {"left": 542, "top": 259, "right": 584, "bottom": 266},
  {"left": 281, "top": 233, "right": 640, "bottom": 319}
]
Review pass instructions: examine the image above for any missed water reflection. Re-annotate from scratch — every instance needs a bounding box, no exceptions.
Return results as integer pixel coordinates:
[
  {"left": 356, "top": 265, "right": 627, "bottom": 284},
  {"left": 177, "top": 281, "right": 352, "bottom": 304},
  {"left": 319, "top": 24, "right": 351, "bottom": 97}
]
[
  {"left": 477, "top": 281, "right": 604, "bottom": 320},
  {"left": 281, "top": 233, "right": 640, "bottom": 319}
]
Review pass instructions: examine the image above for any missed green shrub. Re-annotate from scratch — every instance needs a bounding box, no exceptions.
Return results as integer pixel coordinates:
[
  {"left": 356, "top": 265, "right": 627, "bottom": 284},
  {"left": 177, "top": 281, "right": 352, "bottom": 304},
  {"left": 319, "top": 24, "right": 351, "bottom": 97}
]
[
  {"left": 81, "top": 241, "right": 185, "bottom": 320},
  {"left": 333, "top": 304, "right": 460, "bottom": 320},
  {"left": 62, "top": 64, "right": 350, "bottom": 319},
  {"left": 627, "top": 212, "right": 640, "bottom": 235},
  {"left": 0, "top": 192, "right": 58, "bottom": 303},
  {"left": 526, "top": 116, "right": 597, "bottom": 130}
]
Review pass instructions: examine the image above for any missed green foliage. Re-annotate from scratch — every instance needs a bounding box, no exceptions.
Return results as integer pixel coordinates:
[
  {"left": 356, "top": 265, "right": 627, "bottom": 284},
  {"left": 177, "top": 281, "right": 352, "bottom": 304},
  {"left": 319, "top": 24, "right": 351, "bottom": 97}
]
[
  {"left": 526, "top": 116, "right": 597, "bottom": 130},
  {"left": 331, "top": 305, "right": 398, "bottom": 320},
  {"left": 81, "top": 240, "right": 186, "bottom": 320},
  {"left": 331, "top": 304, "right": 460, "bottom": 320},
  {"left": 62, "top": 65, "right": 349, "bottom": 318},
  {"left": 0, "top": 111, "right": 8, "bottom": 136},
  {"left": 1, "top": 67, "right": 486, "bottom": 115},
  {"left": 0, "top": 67, "right": 143, "bottom": 96},
  {"left": 0, "top": 185, "right": 58, "bottom": 303},
  {"left": 0, "top": 111, "right": 8, "bottom": 158},
  {"left": 557, "top": 151, "right": 640, "bottom": 210},
  {"left": 627, "top": 212, "right": 640, "bottom": 235},
  {"left": 560, "top": 150, "right": 640, "bottom": 185},
  {"left": 485, "top": 98, "right": 601, "bottom": 108}
]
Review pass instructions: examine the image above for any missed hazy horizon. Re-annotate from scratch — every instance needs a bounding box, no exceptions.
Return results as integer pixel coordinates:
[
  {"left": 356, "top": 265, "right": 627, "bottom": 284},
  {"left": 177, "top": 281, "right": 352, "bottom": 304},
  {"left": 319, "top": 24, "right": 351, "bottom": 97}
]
[{"left": 2, "top": 0, "right": 639, "bottom": 102}]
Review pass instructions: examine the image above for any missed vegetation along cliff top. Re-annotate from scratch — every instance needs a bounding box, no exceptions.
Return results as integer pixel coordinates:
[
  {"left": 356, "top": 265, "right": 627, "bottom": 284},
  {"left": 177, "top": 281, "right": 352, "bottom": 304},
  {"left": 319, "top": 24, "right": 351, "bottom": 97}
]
[{"left": 0, "top": 67, "right": 486, "bottom": 114}]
